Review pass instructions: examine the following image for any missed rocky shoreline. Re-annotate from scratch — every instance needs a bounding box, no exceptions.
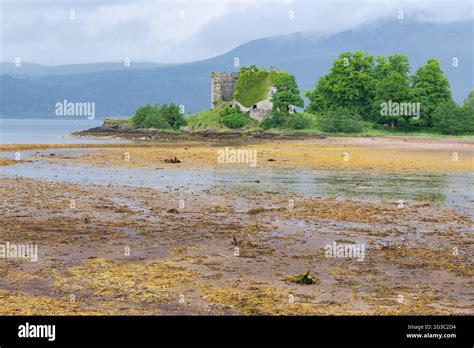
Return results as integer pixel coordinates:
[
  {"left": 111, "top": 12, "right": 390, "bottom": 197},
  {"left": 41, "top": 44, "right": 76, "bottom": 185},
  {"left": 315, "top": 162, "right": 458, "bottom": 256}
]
[{"left": 73, "top": 124, "right": 327, "bottom": 142}]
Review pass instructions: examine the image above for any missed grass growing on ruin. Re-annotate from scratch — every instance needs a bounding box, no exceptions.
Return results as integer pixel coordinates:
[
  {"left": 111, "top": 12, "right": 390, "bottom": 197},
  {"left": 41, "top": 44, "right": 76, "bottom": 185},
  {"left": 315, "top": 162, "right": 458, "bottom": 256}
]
[{"left": 233, "top": 67, "right": 277, "bottom": 108}]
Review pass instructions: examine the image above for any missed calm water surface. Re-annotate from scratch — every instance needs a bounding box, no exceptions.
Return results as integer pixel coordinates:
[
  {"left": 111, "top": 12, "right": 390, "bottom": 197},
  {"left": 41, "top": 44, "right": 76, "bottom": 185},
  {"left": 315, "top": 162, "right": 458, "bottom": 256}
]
[
  {"left": 0, "top": 118, "right": 128, "bottom": 144},
  {"left": 2, "top": 149, "right": 473, "bottom": 219}
]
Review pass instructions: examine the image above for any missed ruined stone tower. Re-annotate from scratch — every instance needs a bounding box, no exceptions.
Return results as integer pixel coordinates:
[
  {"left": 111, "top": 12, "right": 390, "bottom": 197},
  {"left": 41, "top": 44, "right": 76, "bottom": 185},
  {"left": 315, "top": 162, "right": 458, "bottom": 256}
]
[{"left": 210, "top": 72, "right": 240, "bottom": 108}]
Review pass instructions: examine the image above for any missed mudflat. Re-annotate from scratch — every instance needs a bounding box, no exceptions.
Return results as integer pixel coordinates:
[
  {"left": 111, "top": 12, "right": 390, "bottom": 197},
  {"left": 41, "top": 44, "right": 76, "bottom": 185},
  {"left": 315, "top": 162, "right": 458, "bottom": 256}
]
[{"left": 1, "top": 136, "right": 473, "bottom": 315}]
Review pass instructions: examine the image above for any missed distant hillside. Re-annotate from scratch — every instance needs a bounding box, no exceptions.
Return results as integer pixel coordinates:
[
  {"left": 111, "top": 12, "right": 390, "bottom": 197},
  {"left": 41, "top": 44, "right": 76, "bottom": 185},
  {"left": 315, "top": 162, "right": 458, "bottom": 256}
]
[
  {"left": 0, "top": 62, "right": 172, "bottom": 77},
  {"left": 1, "top": 20, "right": 472, "bottom": 117}
]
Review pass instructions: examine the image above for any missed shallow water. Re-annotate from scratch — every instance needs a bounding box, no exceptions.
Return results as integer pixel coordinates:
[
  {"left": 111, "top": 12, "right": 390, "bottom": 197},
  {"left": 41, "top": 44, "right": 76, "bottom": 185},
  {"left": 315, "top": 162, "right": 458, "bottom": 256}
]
[
  {"left": 0, "top": 118, "right": 129, "bottom": 144},
  {"left": 2, "top": 149, "right": 473, "bottom": 219}
]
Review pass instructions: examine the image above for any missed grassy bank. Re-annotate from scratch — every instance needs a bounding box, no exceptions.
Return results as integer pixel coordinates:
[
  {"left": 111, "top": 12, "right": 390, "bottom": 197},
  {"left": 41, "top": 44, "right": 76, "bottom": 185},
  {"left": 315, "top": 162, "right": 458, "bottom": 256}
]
[
  {"left": 184, "top": 109, "right": 474, "bottom": 139},
  {"left": 185, "top": 109, "right": 260, "bottom": 132},
  {"left": 91, "top": 109, "right": 474, "bottom": 141}
]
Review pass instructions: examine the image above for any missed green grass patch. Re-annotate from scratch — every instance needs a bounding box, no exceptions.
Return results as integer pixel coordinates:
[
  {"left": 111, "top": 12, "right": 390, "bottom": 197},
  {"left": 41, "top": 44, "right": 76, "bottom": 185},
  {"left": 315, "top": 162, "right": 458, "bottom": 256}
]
[
  {"left": 186, "top": 109, "right": 259, "bottom": 131},
  {"left": 186, "top": 109, "right": 223, "bottom": 130},
  {"left": 102, "top": 118, "right": 132, "bottom": 127}
]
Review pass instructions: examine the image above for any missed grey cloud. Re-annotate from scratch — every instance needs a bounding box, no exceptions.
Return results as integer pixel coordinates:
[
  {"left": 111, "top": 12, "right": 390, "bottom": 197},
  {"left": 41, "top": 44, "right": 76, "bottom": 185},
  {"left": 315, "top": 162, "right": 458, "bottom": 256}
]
[{"left": 1, "top": 0, "right": 472, "bottom": 64}]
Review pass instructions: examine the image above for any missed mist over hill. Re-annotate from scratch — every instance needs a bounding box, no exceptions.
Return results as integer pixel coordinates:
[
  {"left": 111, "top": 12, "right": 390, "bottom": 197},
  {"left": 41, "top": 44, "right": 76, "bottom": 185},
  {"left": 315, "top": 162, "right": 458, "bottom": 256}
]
[
  {"left": 0, "top": 62, "right": 172, "bottom": 78},
  {"left": 1, "top": 20, "right": 472, "bottom": 118}
]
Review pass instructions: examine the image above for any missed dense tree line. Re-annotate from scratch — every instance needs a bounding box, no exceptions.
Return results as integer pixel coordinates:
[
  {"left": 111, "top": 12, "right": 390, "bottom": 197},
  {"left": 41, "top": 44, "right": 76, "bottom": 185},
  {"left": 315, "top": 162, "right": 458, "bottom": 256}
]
[{"left": 305, "top": 52, "right": 473, "bottom": 133}]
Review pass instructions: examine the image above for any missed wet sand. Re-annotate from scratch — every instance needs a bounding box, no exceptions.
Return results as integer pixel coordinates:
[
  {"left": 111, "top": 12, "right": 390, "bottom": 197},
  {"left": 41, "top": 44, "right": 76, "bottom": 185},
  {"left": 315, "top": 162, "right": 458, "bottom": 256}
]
[{"left": 1, "top": 137, "right": 473, "bottom": 315}]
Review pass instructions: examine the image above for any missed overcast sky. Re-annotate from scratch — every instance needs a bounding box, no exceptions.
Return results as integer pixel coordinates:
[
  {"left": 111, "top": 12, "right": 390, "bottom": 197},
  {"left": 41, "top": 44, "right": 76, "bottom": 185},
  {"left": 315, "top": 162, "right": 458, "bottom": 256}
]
[{"left": 1, "top": 0, "right": 472, "bottom": 65}]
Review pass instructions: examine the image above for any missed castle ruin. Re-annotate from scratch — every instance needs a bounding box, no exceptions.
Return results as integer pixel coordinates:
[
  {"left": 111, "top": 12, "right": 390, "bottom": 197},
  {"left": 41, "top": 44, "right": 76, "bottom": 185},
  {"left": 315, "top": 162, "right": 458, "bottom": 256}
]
[{"left": 210, "top": 71, "right": 273, "bottom": 121}]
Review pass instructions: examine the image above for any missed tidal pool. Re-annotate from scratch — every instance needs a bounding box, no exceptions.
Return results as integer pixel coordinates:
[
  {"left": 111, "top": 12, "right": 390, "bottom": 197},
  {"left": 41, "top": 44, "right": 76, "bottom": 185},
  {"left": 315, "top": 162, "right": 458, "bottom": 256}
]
[{"left": 2, "top": 148, "right": 473, "bottom": 219}]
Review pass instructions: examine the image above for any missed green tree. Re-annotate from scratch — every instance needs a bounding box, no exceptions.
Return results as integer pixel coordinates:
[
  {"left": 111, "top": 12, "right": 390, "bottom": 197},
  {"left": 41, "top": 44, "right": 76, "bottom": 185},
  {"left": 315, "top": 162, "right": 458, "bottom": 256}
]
[
  {"left": 463, "top": 89, "right": 474, "bottom": 110},
  {"left": 412, "top": 58, "right": 452, "bottom": 127},
  {"left": 372, "top": 55, "right": 413, "bottom": 127},
  {"left": 461, "top": 89, "right": 474, "bottom": 133},
  {"left": 271, "top": 72, "right": 304, "bottom": 114},
  {"left": 305, "top": 52, "right": 375, "bottom": 119},
  {"left": 305, "top": 74, "right": 330, "bottom": 113},
  {"left": 463, "top": 107, "right": 474, "bottom": 133},
  {"left": 373, "top": 54, "right": 411, "bottom": 80}
]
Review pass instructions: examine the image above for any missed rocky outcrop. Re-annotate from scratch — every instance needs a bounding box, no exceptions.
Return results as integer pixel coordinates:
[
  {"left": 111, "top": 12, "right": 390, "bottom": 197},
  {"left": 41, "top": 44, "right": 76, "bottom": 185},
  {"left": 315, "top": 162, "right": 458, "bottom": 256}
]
[{"left": 73, "top": 126, "right": 326, "bottom": 142}]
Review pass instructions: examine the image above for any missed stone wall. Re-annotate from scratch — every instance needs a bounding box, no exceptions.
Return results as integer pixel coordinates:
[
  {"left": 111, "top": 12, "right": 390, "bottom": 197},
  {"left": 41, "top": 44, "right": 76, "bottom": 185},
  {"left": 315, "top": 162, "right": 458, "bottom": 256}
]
[
  {"left": 211, "top": 72, "right": 240, "bottom": 107},
  {"left": 236, "top": 87, "right": 275, "bottom": 120}
]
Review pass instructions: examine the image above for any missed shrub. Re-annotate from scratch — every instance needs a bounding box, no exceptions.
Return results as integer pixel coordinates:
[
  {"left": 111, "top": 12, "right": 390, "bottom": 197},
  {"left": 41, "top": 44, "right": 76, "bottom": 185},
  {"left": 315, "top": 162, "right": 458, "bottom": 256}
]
[
  {"left": 259, "top": 112, "right": 288, "bottom": 130},
  {"left": 219, "top": 106, "right": 250, "bottom": 129},
  {"left": 131, "top": 103, "right": 186, "bottom": 130},
  {"left": 131, "top": 105, "right": 158, "bottom": 128},
  {"left": 142, "top": 112, "right": 169, "bottom": 129},
  {"left": 259, "top": 117, "right": 274, "bottom": 130},
  {"left": 320, "top": 107, "right": 364, "bottom": 133},
  {"left": 287, "top": 113, "right": 311, "bottom": 129},
  {"left": 433, "top": 100, "right": 474, "bottom": 134},
  {"left": 161, "top": 103, "right": 187, "bottom": 130},
  {"left": 259, "top": 111, "right": 313, "bottom": 130}
]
